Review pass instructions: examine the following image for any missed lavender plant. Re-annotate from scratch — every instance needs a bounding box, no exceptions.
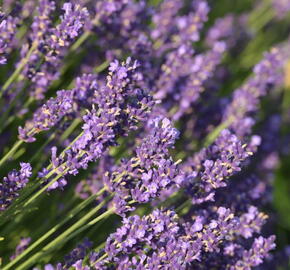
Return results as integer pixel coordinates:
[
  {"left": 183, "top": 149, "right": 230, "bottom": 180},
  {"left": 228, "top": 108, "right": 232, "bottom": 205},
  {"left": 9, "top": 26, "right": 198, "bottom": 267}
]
[{"left": 0, "top": 0, "right": 290, "bottom": 269}]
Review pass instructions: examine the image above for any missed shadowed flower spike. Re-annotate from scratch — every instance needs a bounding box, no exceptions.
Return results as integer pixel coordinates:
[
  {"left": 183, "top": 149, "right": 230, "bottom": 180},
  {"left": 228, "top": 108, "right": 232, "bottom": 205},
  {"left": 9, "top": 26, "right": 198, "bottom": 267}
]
[
  {"left": 173, "top": 0, "right": 209, "bottom": 46},
  {"left": 151, "top": 0, "right": 183, "bottom": 41},
  {"left": 205, "top": 14, "right": 249, "bottom": 49},
  {"left": 229, "top": 236, "right": 276, "bottom": 269},
  {"left": 173, "top": 41, "right": 226, "bottom": 120},
  {"left": 41, "top": 239, "right": 92, "bottom": 270},
  {"left": 0, "top": 163, "right": 32, "bottom": 211},
  {"left": 223, "top": 47, "right": 286, "bottom": 138},
  {"left": 18, "top": 90, "right": 75, "bottom": 142}
]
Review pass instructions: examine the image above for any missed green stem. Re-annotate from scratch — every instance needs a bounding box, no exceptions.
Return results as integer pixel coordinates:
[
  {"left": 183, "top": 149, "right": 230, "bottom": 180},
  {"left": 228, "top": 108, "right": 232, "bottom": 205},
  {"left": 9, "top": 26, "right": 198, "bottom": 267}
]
[
  {"left": 23, "top": 167, "right": 70, "bottom": 208},
  {"left": 1, "top": 130, "right": 84, "bottom": 220},
  {"left": 60, "top": 118, "right": 81, "bottom": 142},
  {"left": 93, "top": 253, "right": 107, "bottom": 266},
  {"left": 203, "top": 116, "right": 234, "bottom": 147},
  {"left": 29, "top": 133, "right": 56, "bottom": 164},
  {"left": 70, "top": 31, "right": 91, "bottom": 52},
  {"left": 0, "top": 140, "right": 24, "bottom": 168},
  {"left": 251, "top": 8, "right": 275, "bottom": 32},
  {"left": 249, "top": 0, "right": 271, "bottom": 26},
  {"left": 0, "top": 42, "right": 37, "bottom": 98},
  {"left": 15, "top": 202, "right": 114, "bottom": 270},
  {"left": 176, "top": 200, "right": 191, "bottom": 215},
  {"left": 94, "top": 60, "right": 109, "bottom": 73},
  {"left": 3, "top": 188, "right": 106, "bottom": 270},
  {"left": 32, "top": 120, "right": 82, "bottom": 176}
]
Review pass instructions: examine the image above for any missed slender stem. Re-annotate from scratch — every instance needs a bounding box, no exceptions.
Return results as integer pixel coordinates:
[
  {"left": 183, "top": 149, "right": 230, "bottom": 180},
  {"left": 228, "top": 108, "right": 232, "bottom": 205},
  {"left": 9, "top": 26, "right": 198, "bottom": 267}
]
[
  {"left": 94, "top": 60, "right": 109, "bottom": 73},
  {"left": 58, "top": 207, "right": 114, "bottom": 251},
  {"left": 0, "top": 42, "right": 37, "bottom": 98},
  {"left": 70, "top": 31, "right": 91, "bottom": 52},
  {"left": 15, "top": 201, "right": 114, "bottom": 270},
  {"left": 93, "top": 253, "right": 107, "bottom": 266},
  {"left": 32, "top": 121, "right": 82, "bottom": 176},
  {"left": 69, "top": 17, "right": 98, "bottom": 53},
  {"left": 203, "top": 116, "right": 234, "bottom": 147},
  {"left": 0, "top": 140, "right": 24, "bottom": 168},
  {"left": 3, "top": 188, "right": 106, "bottom": 270},
  {"left": 60, "top": 118, "right": 81, "bottom": 142},
  {"left": 176, "top": 200, "right": 191, "bottom": 215},
  {"left": 28, "top": 133, "right": 56, "bottom": 164},
  {"left": 23, "top": 167, "right": 70, "bottom": 207}
]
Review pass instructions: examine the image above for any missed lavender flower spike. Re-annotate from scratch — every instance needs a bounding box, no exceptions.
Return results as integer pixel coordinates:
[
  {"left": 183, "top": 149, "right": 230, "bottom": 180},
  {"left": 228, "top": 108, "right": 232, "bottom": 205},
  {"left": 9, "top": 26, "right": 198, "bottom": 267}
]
[
  {"left": 229, "top": 236, "right": 276, "bottom": 269},
  {"left": 0, "top": 12, "right": 18, "bottom": 65},
  {"left": 0, "top": 163, "right": 32, "bottom": 211},
  {"left": 106, "top": 117, "right": 183, "bottom": 215}
]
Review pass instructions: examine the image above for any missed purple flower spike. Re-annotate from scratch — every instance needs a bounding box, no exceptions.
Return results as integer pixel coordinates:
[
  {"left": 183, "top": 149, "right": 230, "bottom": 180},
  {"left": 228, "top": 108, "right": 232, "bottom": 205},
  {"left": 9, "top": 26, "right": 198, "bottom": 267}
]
[
  {"left": 104, "top": 117, "right": 183, "bottom": 215},
  {"left": 0, "top": 163, "right": 32, "bottom": 211},
  {"left": 0, "top": 12, "right": 18, "bottom": 65}
]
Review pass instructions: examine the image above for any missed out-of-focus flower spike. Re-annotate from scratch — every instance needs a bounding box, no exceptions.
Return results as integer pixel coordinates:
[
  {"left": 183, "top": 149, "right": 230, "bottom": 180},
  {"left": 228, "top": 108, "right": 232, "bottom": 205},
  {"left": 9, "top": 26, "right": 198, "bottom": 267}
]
[
  {"left": 10, "top": 237, "right": 31, "bottom": 261},
  {"left": 272, "top": 0, "right": 290, "bottom": 19},
  {"left": 0, "top": 11, "right": 19, "bottom": 65}
]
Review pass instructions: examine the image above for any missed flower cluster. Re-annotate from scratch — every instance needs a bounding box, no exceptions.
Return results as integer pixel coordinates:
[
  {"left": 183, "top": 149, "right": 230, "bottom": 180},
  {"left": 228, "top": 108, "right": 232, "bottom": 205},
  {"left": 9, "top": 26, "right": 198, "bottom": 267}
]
[
  {"left": 0, "top": 163, "right": 32, "bottom": 211},
  {"left": 18, "top": 73, "right": 99, "bottom": 142},
  {"left": 20, "top": 1, "right": 90, "bottom": 99},
  {"left": 105, "top": 117, "right": 183, "bottom": 215},
  {"left": 10, "top": 237, "right": 31, "bottom": 261},
  {"left": 0, "top": 11, "right": 18, "bottom": 65},
  {"left": 89, "top": 207, "right": 274, "bottom": 269},
  {"left": 183, "top": 129, "right": 253, "bottom": 204},
  {"left": 40, "top": 58, "right": 153, "bottom": 189}
]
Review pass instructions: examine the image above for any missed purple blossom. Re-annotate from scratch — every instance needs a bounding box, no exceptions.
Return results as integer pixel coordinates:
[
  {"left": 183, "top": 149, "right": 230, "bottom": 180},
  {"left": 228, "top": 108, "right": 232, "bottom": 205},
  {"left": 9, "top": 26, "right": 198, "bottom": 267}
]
[
  {"left": 0, "top": 12, "right": 18, "bottom": 65},
  {"left": 223, "top": 47, "right": 287, "bottom": 138},
  {"left": 42, "top": 239, "right": 92, "bottom": 270},
  {"left": 40, "top": 58, "right": 153, "bottom": 189},
  {"left": 0, "top": 163, "right": 32, "bottom": 211},
  {"left": 229, "top": 236, "right": 276, "bottom": 269},
  {"left": 272, "top": 0, "right": 290, "bottom": 18},
  {"left": 183, "top": 129, "right": 252, "bottom": 204},
  {"left": 10, "top": 237, "right": 31, "bottom": 260},
  {"left": 20, "top": 1, "right": 90, "bottom": 100},
  {"left": 104, "top": 117, "right": 182, "bottom": 215},
  {"left": 173, "top": 41, "right": 226, "bottom": 120},
  {"left": 151, "top": 0, "right": 183, "bottom": 41},
  {"left": 102, "top": 209, "right": 200, "bottom": 269},
  {"left": 18, "top": 90, "right": 75, "bottom": 142},
  {"left": 206, "top": 14, "right": 249, "bottom": 49},
  {"left": 173, "top": 0, "right": 209, "bottom": 46},
  {"left": 18, "top": 73, "right": 99, "bottom": 142},
  {"left": 95, "top": 206, "right": 266, "bottom": 269}
]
